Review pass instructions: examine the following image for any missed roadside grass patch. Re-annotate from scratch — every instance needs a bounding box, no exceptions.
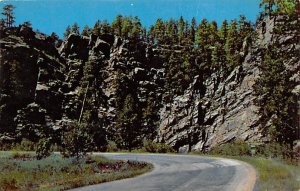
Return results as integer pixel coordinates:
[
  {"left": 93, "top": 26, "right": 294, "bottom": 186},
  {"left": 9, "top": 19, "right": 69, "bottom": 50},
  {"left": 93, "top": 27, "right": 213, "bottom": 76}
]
[
  {"left": 0, "top": 152, "right": 153, "bottom": 191},
  {"left": 235, "top": 157, "right": 300, "bottom": 191}
]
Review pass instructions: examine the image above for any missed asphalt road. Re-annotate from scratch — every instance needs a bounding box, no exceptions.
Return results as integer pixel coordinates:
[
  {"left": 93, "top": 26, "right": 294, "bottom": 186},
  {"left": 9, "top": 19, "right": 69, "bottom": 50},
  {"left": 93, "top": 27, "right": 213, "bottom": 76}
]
[{"left": 70, "top": 153, "right": 256, "bottom": 191}]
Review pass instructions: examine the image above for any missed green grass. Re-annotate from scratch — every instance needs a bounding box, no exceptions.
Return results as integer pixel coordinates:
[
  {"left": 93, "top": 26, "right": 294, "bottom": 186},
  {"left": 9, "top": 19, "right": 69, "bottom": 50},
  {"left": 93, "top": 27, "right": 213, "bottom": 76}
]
[
  {"left": 235, "top": 157, "right": 300, "bottom": 191},
  {"left": 0, "top": 152, "right": 153, "bottom": 191}
]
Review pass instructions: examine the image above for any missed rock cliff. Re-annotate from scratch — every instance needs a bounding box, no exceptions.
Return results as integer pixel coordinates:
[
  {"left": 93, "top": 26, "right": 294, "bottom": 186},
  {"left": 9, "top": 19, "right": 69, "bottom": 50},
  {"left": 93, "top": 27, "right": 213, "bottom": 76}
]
[{"left": 0, "top": 15, "right": 299, "bottom": 151}]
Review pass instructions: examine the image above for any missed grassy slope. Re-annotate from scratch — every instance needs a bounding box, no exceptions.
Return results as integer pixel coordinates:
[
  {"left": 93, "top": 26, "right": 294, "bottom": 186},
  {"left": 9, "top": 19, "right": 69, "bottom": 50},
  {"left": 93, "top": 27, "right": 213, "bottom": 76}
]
[{"left": 0, "top": 152, "right": 153, "bottom": 191}]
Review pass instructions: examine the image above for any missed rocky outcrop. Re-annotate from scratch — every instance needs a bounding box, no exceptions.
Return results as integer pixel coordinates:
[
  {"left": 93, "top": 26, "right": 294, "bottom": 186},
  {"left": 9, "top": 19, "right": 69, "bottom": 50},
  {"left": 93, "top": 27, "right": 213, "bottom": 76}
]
[
  {"left": 157, "top": 15, "right": 299, "bottom": 152},
  {"left": 0, "top": 15, "right": 299, "bottom": 150}
]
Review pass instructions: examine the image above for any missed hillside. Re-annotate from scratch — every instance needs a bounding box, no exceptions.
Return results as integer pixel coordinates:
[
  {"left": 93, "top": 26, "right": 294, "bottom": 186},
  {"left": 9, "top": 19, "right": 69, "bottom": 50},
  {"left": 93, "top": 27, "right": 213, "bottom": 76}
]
[{"left": 0, "top": 12, "right": 299, "bottom": 152}]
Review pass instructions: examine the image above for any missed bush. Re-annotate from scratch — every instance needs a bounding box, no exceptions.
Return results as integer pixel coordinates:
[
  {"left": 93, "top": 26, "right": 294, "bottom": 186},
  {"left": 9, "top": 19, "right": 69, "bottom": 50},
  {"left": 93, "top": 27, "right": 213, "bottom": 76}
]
[
  {"left": 36, "top": 138, "right": 52, "bottom": 160},
  {"left": 61, "top": 122, "right": 93, "bottom": 159},
  {"left": 106, "top": 140, "right": 118, "bottom": 152},
  {"left": 210, "top": 140, "right": 251, "bottom": 156},
  {"left": 256, "top": 143, "right": 296, "bottom": 161},
  {"left": 143, "top": 140, "right": 174, "bottom": 153},
  {"left": 11, "top": 152, "right": 33, "bottom": 160}
]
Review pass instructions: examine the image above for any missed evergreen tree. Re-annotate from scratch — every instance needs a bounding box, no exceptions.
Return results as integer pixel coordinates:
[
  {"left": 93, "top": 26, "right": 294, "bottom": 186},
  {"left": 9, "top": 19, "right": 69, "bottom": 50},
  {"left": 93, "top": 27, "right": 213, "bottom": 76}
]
[
  {"left": 178, "top": 16, "right": 185, "bottom": 44},
  {"left": 112, "top": 15, "right": 123, "bottom": 36},
  {"left": 147, "top": 25, "right": 155, "bottom": 43},
  {"left": 165, "top": 18, "right": 178, "bottom": 44},
  {"left": 195, "top": 19, "right": 210, "bottom": 47},
  {"left": 195, "top": 19, "right": 212, "bottom": 74},
  {"left": 61, "top": 122, "right": 93, "bottom": 159},
  {"left": 71, "top": 22, "right": 80, "bottom": 35},
  {"left": 219, "top": 20, "right": 228, "bottom": 45},
  {"left": 142, "top": 96, "right": 159, "bottom": 140},
  {"left": 101, "top": 19, "right": 111, "bottom": 34},
  {"left": 141, "top": 26, "right": 147, "bottom": 40},
  {"left": 92, "top": 20, "right": 101, "bottom": 36},
  {"left": 1, "top": 4, "right": 15, "bottom": 28},
  {"left": 153, "top": 18, "right": 166, "bottom": 44},
  {"left": 189, "top": 17, "right": 197, "bottom": 44},
  {"left": 238, "top": 15, "right": 253, "bottom": 41},
  {"left": 81, "top": 25, "right": 91, "bottom": 37},
  {"left": 116, "top": 94, "right": 140, "bottom": 151},
  {"left": 63, "top": 25, "right": 71, "bottom": 39},
  {"left": 254, "top": 52, "right": 297, "bottom": 147},
  {"left": 121, "top": 16, "right": 132, "bottom": 39},
  {"left": 225, "top": 20, "right": 240, "bottom": 72},
  {"left": 131, "top": 16, "right": 142, "bottom": 41},
  {"left": 209, "top": 21, "right": 219, "bottom": 45}
]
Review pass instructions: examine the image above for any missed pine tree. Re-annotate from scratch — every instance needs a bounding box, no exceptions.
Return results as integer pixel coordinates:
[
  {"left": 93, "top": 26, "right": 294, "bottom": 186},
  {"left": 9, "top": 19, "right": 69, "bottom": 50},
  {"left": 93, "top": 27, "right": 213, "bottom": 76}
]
[
  {"left": 142, "top": 96, "right": 159, "bottom": 140},
  {"left": 1, "top": 4, "right": 15, "bottom": 28},
  {"left": 165, "top": 18, "right": 177, "bottom": 44},
  {"left": 178, "top": 16, "right": 185, "bottom": 44},
  {"left": 116, "top": 94, "right": 140, "bottom": 151},
  {"left": 121, "top": 16, "right": 132, "bottom": 39},
  {"left": 153, "top": 18, "right": 166, "bottom": 44},
  {"left": 64, "top": 25, "right": 71, "bottom": 39},
  {"left": 195, "top": 19, "right": 210, "bottom": 47},
  {"left": 92, "top": 20, "right": 101, "bottom": 36},
  {"left": 131, "top": 16, "right": 142, "bottom": 41},
  {"left": 112, "top": 15, "right": 123, "bottom": 36},
  {"left": 195, "top": 19, "right": 213, "bottom": 74},
  {"left": 225, "top": 20, "right": 240, "bottom": 72},
  {"left": 254, "top": 52, "right": 297, "bottom": 147},
  {"left": 71, "top": 22, "right": 80, "bottom": 35},
  {"left": 189, "top": 17, "right": 197, "bottom": 44},
  {"left": 81, "top": 25, "right": 91, "bottom": 37},
  {"left": 101, "top": 20, "right": 111, "bottom": 34},
  {"left": 209, "top": 21, "right": 219, "bottom": 45},
  {"left": 219, "top": 20, "right": 228, "bottom": 45}
]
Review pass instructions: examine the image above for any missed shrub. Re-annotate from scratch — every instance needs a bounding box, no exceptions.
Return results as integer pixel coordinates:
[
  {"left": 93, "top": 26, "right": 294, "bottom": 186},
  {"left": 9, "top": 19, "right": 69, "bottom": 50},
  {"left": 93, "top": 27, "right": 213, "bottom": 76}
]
[
  {"left": 61, "top": 122, "right": 93, "bottom": 159},
  {"left": 19, "top": 139, "right": 36, "bottom": 151},
  {"left": 36, "top": 138, "right": 52, "bottom": 160},
  {"left": 143, "top": 140, "right": 174, "bottom": 153},
  {"left": 210, "top": 140, "right": 251, "bottom": 156},
  {"left": 256, "top": 143, "right": 296, "bottom": 161},
  {"left": 11, "top": 152, "right": 33, "bottom": 160},
  {"left": 106, "top": 140, "right": 118, "bottom": 152}
]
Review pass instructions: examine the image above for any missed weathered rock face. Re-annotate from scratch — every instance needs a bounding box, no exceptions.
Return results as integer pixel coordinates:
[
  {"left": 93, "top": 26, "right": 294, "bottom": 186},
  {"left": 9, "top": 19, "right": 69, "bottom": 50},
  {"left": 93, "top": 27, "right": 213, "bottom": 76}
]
[
  {"left": 0, "top": 26, "right": 65, "bottom": 137},
  {"left": 0, "top": 16, "right": 299, "bottom": 149},
  {"left": 157, "top": 15, "right": 299, "bottom": 152},
  {"left": 158, "top": 49, "right": 263, "bottom": 152}
]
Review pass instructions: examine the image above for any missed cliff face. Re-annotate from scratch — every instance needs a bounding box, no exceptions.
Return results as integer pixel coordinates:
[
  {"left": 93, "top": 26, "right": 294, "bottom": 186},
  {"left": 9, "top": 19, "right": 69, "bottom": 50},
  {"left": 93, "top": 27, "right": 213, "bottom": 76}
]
[
  {"left": 0, "top": 15, "right": 299, "bottom": 150},
  {"left": 158, "top": 15, "right": 299, "bottom": 152}
]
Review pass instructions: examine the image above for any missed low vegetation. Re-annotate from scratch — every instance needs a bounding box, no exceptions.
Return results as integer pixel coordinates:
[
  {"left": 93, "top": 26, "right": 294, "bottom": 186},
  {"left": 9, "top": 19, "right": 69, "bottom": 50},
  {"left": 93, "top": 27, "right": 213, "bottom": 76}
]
[
  {"left": 0, "top": 152, "right": 152, "bottom": 191},
  {"left": 238, "top": 157, "right": 300, "bottom": 191},
  {"left": 142, "top": 140, "right": 174, "bottom": 153}
]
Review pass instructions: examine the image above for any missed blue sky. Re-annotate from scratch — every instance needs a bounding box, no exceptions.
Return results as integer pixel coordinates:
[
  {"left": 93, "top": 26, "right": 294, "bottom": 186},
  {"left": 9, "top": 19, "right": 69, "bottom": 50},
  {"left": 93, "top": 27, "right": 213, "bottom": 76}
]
[{"left": 0, "top": 0, "right": 261, "bottom": 38}]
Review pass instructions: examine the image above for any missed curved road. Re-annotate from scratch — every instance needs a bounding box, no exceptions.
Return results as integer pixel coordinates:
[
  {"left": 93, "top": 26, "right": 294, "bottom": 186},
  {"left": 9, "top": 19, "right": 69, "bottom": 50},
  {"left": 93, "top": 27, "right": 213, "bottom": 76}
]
[{"left": 70, "top": 153, "right": 256, "bottom": 191}]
